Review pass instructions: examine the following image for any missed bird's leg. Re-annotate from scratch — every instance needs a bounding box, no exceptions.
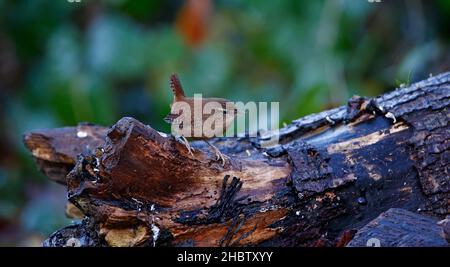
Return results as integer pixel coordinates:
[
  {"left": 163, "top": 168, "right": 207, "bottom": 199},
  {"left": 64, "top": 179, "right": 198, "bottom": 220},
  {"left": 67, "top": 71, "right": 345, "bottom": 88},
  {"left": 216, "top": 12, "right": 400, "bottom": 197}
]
[
  {"left": 175, "top": 135, "right": 195, "bottom": 156},
  {"left": 204, "top": 140, "right": 229, "bottom": 166}
]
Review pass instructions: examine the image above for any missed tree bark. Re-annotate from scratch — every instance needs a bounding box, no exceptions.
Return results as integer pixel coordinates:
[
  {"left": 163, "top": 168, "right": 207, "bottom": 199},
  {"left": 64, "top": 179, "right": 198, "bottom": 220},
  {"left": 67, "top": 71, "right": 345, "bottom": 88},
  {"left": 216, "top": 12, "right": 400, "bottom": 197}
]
[
  {"left": 347, "top": 208, "right": 448, "bottom": 247},
  {"left": 24, "top": 72, "right": 450, "bottom": 247}
]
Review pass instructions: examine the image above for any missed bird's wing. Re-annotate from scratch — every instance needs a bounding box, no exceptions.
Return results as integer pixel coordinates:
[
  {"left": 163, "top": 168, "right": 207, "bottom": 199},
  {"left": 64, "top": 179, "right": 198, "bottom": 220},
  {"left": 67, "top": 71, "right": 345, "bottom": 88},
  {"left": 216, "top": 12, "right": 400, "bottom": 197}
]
[
  {"left": 202, "top": 98, "right": 230, "bottom": 108},
  {"left": 201, "top": 98, "right": 236, "bottom": 113}
]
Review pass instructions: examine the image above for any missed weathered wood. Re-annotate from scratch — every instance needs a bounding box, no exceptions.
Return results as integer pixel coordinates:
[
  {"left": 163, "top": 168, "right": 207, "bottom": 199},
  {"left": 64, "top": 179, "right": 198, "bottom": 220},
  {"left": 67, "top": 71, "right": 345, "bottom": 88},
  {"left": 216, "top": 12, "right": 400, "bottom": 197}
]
[
  {"left": 347, "top": 208, "right": 448, "bottom": 247},
  {"left": 26, "top": 72, "right": 450, "bottom": 247},
  {"left": 23, "top": 123, "right": 107, "bottom": 184}
]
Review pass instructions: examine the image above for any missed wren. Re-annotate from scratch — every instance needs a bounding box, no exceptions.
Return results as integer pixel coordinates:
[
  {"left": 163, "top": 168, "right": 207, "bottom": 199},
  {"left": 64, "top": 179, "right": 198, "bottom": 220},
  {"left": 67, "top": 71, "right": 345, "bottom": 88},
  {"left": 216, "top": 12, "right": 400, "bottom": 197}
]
[{"left": 164, "top": 73, "right": 239, "bottom": 165}]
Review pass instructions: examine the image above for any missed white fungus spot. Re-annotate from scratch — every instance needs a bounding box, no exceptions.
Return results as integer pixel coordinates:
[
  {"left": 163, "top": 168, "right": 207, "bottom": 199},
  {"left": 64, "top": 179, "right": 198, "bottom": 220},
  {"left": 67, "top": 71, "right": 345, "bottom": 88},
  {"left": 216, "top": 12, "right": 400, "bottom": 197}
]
[
  {"left": 65, "top": 237, "right": 81, "bottom": 247},
  {"left": 245, "top": 150, "right": 251, "bottom": 156},
  {"left": 262, "top": 152, "right": 269, "bottom": 157},
  {"left": 295, "top": 211, "right": 301, "bottom": 216},
  {"left": 157, "top": 131, "right": 168, "bottom": 138},
  {"left": 77, "top": 131, "right": 88, "bottom": 138},
  {"left": 325, "top": 116, "right": 335, "bottom": 125},
  {"left": 151, "top": 224, "right": 160, "bottom": 247},
  {"left": 95, "top": 157, "right": 100, "bottom": 168},
  {"left": 385, "top": 112, "right": 397, "bottom": 123},
  {"left": 150, "top": 204, "right": 155, "bottom": 211},
  {"left": 134, "top": 198, "right": 143, "bottom": 204}
]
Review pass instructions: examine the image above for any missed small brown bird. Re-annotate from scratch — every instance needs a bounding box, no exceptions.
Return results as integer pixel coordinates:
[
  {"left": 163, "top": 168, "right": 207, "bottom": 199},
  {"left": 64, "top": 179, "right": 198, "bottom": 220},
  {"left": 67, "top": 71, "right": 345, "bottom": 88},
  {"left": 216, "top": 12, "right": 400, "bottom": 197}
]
[{"left": 164, "top": 73, "right": 239, "bottom": 165}]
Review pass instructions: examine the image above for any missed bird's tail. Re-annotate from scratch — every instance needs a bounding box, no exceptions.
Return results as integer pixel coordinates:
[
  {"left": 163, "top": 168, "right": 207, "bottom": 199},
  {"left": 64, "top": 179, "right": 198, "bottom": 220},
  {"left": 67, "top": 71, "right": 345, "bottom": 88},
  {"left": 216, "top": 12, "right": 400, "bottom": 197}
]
[{"left": 169, "top": 73, "right": 186, "bottom": 101}]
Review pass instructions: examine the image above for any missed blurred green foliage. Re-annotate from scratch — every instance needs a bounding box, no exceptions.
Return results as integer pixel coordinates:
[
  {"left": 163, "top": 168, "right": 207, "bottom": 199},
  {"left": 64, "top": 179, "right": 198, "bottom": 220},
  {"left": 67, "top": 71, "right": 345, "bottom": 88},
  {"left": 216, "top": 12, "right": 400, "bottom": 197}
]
[{"left": 0, "top": 0, "right": 449, "bottom": 246}]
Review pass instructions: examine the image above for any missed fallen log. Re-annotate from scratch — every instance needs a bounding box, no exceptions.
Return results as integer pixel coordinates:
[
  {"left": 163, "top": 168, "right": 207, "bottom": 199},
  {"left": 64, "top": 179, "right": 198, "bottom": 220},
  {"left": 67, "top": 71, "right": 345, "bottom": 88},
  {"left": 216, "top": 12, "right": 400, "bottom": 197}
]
[{"left": 24, "top": 72, "right": 450, "bottom": 247}]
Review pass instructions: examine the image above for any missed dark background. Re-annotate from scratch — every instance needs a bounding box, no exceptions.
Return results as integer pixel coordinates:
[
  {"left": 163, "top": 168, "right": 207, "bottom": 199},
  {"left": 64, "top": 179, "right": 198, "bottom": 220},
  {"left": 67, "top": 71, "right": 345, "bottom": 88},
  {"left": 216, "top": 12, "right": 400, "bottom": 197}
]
[{"left": 0, "top": 0, "right": 449, "bottom": 246}]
